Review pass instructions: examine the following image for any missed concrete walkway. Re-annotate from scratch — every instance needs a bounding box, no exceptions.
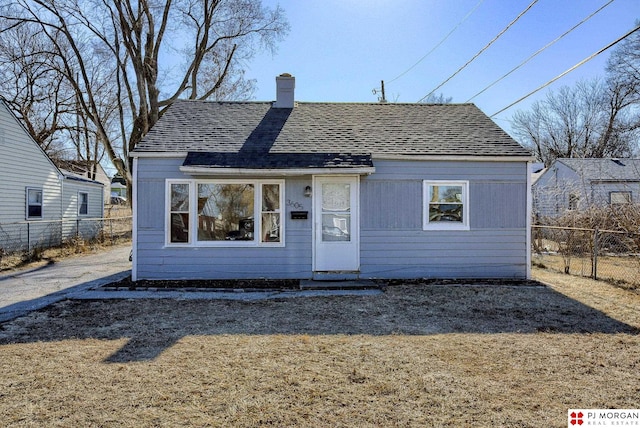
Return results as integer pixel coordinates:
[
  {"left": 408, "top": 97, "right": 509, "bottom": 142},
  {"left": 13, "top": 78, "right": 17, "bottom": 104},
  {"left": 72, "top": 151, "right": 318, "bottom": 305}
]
[{"left": 0, "top": 244, "right": 132, "bottom": 322}]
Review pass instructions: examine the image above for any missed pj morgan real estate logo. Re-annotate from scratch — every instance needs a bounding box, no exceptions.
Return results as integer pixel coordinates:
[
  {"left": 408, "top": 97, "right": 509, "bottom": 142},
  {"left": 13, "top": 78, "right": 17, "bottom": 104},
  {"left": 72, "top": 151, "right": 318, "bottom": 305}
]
[{"left": 568, "top": 409, "right": 640, "bottom": 427}]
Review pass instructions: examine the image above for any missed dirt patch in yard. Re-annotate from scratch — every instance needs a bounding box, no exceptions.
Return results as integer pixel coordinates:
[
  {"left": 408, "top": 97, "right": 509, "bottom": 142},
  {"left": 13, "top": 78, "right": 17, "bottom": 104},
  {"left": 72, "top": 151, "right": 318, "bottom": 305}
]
[
  {"left": 104, "top": 275, "right": 540, "bottom": 290},
  {"left": 105, "top": 275, "right": 301, "bottom": 290},
  {"left": 0, "top": 268, "right": 639, "bottom": 427}
]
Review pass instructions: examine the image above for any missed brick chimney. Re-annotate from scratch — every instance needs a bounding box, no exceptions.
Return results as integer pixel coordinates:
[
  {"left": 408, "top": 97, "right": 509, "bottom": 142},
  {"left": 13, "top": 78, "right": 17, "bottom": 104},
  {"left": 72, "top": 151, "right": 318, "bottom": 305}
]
[{"left": 274, "top": 73, "right": 295, "bottom": 108}]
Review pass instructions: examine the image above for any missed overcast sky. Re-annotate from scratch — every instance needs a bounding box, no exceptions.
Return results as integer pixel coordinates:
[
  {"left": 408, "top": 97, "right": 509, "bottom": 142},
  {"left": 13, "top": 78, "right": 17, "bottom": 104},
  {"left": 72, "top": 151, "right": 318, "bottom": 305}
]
[{"left": 245, "top": 0, "right": 640, "bottom": 135}]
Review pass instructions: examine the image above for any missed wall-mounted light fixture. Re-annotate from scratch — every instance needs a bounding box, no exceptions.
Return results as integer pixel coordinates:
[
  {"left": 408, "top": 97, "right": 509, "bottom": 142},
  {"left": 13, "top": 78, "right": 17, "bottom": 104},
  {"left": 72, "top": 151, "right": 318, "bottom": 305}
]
[{"left": 304, "top": 185, "right": 312, "bottom": 197}]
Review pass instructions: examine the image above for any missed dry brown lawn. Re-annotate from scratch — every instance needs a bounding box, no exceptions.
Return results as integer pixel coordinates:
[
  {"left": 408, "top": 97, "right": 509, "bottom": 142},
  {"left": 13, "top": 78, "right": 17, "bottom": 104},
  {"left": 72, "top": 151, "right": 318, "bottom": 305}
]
[
  {"left": 533, "top": 252, "right": 640, "bottom": 289},
  {"left": 1, "top": 268, "right": 639, "bottom": 427}
]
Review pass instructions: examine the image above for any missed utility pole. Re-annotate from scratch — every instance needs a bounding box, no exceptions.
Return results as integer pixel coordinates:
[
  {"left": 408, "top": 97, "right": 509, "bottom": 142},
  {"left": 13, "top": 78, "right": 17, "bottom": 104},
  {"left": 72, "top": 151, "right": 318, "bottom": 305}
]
[{"left": 372, "top": 80, "right": 387, "bottom": 103}]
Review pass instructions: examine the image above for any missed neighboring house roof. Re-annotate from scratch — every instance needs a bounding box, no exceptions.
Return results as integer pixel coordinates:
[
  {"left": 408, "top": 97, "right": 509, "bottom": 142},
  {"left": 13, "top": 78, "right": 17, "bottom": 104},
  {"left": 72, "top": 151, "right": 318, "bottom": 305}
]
[
  {"left": 54, "top": 158, "right": 107, "bottom": 179},
  {"left": 531, "top": 162, "right": 546, "bottom": 184},
  {"left": 58, "top": 168, "right": 104, "bottom": 186},
  {"left": 557, "top": 158, "right": 640, "bottom": 182},
  {"left": 132, "top": 100, "right": 531, "bottom": 160},
  {"left": 531, "top": 169, "right": 547, "bottom": 184}
]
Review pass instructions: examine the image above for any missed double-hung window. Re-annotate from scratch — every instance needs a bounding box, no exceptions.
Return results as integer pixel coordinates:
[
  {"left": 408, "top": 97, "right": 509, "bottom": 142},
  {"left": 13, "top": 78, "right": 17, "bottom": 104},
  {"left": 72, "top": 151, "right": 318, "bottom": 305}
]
[
  {"left": 423, "top": 180, "right": 469, "bottom": 230},
  {"left": 78, "top": 192, "right": 89, "bottom": 215},
  {"left": 26, "top": 187, "right": 43, "bottom": 219},
  {"left": 169, "top": 182, "right": 190, "bottom": 244},
  {"left": 260, "top": 183, "right": 282, "bottom": 243},
  {"left": 167, "top": 179, "right": 284, "bottom": 246}
]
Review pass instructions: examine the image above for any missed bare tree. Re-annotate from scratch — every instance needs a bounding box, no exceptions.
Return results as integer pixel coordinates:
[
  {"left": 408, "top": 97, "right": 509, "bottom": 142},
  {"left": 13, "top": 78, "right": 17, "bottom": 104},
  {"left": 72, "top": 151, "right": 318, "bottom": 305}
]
[
  {"left": 605, "top": 19, "right": 640, "bottom": 134},
  {"left": 513, "top": 19, "right": 640, "bottom": 166},
  {"left": 512, "top": 78, "right": 638, "bottom": 166},
  {"left": 606, "top": 20, "right": 640, "bottom": 99},
  {"left": 0, "top": 19, "right": 75, "bottom": 157},
  {"left": 421, "top": 92, "right": 453, "bottom": 104},
  {"left": 0, "top": 0, "right": 289, "bottom": 187}
]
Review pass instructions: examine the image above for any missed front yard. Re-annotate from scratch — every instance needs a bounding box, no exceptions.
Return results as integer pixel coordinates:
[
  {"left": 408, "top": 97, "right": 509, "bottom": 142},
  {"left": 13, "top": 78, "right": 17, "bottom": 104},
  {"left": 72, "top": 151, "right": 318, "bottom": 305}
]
[{"left": 1, "top": 268, "right": 639, "bottom": 427}]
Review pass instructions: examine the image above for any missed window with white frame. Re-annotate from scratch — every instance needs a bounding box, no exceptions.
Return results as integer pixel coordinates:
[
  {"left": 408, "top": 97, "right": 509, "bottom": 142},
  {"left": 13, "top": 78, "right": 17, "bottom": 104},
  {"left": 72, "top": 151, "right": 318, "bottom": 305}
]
[
  {"left": 26, "top": 187, "right": 43, "bottom": 219},
  {"left": 78, "top": 192, "right": 89, "bottom": 215},
  {"left": 261, "top": 183, "right": 282, "bottom": 243},
  {"left": 610, "top": 191, "right": 631, "bottom": 205},
  {"left": 423, "top": 181, "right": 469, "bottom": 230},
  {"left": 167, "top": 179, "right": 283, "bottom": 246},
  {"left": 197, "top": 183, "right": 255, "bottom": 241},
  {"left": 169, "top": 182, "right": 190, "bottom": 243}
]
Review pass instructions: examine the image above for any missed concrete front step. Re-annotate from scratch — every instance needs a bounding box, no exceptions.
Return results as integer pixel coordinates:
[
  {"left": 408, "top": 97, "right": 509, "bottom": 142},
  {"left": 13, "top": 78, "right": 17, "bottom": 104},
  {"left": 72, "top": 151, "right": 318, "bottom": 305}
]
[{"left": 312, "top": 271, "right": 360, "bottom": 281}]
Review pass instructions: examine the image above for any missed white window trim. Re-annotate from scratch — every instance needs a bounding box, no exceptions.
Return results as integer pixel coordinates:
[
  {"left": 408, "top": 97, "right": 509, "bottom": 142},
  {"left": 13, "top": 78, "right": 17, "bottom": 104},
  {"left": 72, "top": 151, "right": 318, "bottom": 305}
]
[
  {"left": 26, "top": 187, "right": 43, "bottom": 220},
  {"left": 610, "top": 191, "right": 632, "bottom": 205},
  {"left": 78, "top": 191, "right": 89, "bottom": 216},
  {"left": 165, "top": 179, "right": 285, "bottom": 248},
  {"left": 423, "top": 180, "right": 470, "bottom": 231},
  {"left": 165, "top": 180, "right": 192, "bottom": 246}
]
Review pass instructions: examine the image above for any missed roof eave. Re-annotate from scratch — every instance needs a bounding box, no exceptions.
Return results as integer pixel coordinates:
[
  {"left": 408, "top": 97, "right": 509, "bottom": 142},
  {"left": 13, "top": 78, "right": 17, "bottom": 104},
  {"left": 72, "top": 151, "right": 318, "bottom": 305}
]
[
  {"left": 134, "top": 151, "right": 534, "bottom": 162},
  {"left": 130, "top": 151, "right": 188, "bottom": 158},
  {"left": 179, "top": 166, "right": 376, "bottom": 176},
  {"left": 373, "top": 154, "right": 534, "bottom": 162}
]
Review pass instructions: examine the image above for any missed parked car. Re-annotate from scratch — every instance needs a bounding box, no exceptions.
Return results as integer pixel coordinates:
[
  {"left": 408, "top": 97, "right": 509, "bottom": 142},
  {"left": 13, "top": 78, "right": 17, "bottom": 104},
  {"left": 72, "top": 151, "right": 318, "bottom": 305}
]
[{"left": 110, "top": 196, "right": 127, "bottom": 205}]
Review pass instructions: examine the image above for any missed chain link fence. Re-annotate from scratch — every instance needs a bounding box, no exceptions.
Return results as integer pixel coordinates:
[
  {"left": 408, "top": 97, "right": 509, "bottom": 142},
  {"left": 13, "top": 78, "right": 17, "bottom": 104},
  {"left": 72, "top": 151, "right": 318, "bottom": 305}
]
[
  {"left": 532, "top": 225, "right": 640, "bottom": 287},
  {"left": 0, "top": 216, "right": 132, "bottom": 259}
]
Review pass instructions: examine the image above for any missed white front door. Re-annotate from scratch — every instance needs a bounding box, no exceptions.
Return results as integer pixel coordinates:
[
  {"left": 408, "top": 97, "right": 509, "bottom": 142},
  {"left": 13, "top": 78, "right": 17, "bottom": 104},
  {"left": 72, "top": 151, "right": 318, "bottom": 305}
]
[{"left": 313, "top": 176, "right": 360, "bottom": 271}]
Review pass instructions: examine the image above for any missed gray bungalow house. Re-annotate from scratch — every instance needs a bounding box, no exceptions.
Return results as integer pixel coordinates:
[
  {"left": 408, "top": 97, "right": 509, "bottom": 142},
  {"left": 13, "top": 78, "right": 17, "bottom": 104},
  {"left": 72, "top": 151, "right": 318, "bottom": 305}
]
[
  {"left": 131, "top": 74, "right": 533, "bottom": 281},
  {"left": 0, "top": 98, "right": 104, "bottom": 252},
  {"left": 533, "top": 158, "right": 640, "bottom": 218}
]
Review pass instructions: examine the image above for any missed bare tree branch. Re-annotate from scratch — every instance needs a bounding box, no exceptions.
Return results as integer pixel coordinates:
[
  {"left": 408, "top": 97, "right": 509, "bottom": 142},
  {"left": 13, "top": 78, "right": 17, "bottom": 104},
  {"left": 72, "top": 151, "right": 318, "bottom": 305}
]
[{"left": 0, "top": 0, "right": 289, "bottom": 191}]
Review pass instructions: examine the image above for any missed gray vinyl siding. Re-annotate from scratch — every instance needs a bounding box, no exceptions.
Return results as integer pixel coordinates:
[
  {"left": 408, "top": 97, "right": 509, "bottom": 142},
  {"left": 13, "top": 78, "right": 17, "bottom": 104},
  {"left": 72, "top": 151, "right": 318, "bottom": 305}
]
[
  {"left": 135, "top": 157, "right": 314, "bottom": 279},
  {"left": 134, "top": 158, "right": 529, "bottom": 280},
  {"left": 62, "top": 181, "right": 103, "bottom": 219},
  {"left": 533, "top": 162, "right": 640, "bottom": 216},
  {"left": 60, "top": 180, "right": 104, "bottom": 240},
  {"left": 136, "top": 230, "right": 312, "bottom": 279},
  {"left": 590, "top": 182, "right": 640, "bottom": 205},
  {"left": 533, "top": 163, "right": 582, "bottom": 217},
  {"left": 0, "top": 102, "right": 62, "bottom": 224},
  {"left": 360, "top": 230, "right": 525, "bottom": 278},
  {"left": 360, "top": 160, "right": 528, "bottom": 279},
  {"left": 1, "top": 102, "right": 105, "bottom": 254}
]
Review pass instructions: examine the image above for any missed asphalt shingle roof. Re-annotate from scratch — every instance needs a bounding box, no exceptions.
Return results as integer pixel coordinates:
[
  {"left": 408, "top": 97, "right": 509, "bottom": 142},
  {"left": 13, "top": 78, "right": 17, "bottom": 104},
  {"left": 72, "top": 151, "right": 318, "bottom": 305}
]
[
  {"left": 133, "top": 100, "right": 530, "bottom": 159},
  {"left": 559, "top": 158, "right": 640, "bottom": 181}
]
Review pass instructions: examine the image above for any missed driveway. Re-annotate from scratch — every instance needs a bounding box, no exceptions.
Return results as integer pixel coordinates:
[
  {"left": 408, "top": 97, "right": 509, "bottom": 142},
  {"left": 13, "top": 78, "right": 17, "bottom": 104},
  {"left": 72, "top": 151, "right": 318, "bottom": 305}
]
[{"left": 0, "top": 244, "right": 131, "bottom": 322}]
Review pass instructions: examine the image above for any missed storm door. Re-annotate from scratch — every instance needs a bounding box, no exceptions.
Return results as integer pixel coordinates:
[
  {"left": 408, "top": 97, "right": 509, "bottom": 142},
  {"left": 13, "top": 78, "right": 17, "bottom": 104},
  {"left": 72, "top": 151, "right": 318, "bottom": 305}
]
[{"left": 313, "top": 176, "right": 360, "bottom": 271}]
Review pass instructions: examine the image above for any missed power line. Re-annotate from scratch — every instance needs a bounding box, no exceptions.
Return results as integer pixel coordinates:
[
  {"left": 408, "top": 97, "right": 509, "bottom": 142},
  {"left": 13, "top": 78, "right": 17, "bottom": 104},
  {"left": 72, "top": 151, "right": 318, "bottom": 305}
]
[
  {"left": 491, "top": 24, "right": 640, "bottom": 118},
  {"left": 417, "top": 0, "right": 540, "bottom": 103},
  {"left": 386, "top": 0, "right": 485, "bottom": 85},
  {"left": 465, "top": 0, "right": 613, "bottom": 103},
  {"left": 466, "top": 0, "right": 614, "bottom": 103}
]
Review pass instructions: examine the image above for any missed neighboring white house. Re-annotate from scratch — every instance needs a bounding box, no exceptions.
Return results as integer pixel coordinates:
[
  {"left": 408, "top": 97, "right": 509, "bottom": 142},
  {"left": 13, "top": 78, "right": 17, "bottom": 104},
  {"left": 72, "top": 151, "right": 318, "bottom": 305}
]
[
  {"left": 110, "top": 181, "right": 127, "bottom": 200},
  {"left": 0, "top": 98, "right": 104, "bottom": 252},
  {"left": 533, "top": 158, "right": 640, "bottom": 218},
  {"left": 54, "top": 159, "right": 112, "bottom": 204}
]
